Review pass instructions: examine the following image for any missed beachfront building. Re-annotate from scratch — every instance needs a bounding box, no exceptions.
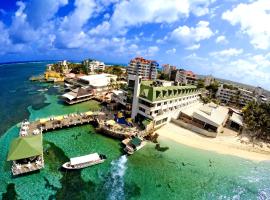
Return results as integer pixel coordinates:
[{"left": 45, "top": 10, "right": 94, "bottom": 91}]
[
  {"left": 162, "top": 64, "right": 176, "bottom": 77},
  {"left": 216, "top": 84, "right": 256, "bottom": 107},
  {"left": 82, "top": 59, "right": 106, "bottom": 72},
  {"left": 127, "top": 57, "right": 158, "bottom": 80},
  {"left": 111, "top": 90, "right": 128, "bottom": 107},
  {"left": 62, "top": 74, "right": 117, "bottom": 104},
  {"left": 62, "top": 87, "right": 93, "bottom": 104},
  {"left": 129, "top": 76, "right": 201, "bottom": 128},
  {"left": 170, "top": 69, "right": 197, "bottom": 85},
  {"left": 228, "top": 112, "right": 243, "bottom": 132},
  {"left": 178, "top": 102, "right": 229, "bottom": 137},
  {"left": 7, "top": 134, "right": 44, "bottom": 175}
]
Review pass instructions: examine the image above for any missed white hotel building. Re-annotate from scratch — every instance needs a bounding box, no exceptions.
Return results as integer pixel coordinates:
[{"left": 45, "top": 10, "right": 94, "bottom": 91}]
[
  {"left": 130, "top": 76, "right": 201, "bottom": 128},
  {"left": 216, "top": 85, "right": 256, "bottom": 106}
]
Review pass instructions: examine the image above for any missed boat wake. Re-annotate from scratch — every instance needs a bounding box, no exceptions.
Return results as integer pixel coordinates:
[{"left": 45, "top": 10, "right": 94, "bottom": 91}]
[{"left": 105, "top": 155, "right": 128, "bottom": 200}]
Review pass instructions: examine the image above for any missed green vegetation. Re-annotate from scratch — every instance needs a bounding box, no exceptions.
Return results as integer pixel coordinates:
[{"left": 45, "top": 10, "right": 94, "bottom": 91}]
[
  {"left": 242, "top": 101, "right": 270, "bottom": 140},
  {"left": 196, "top": 79, "right": 205, "bottom": 89},
  {"left": 223, "top": 84, "right": 238, "bottom": 90},
  {"left": 201, "top": 96, "right": 211, "bottom": 104},
  {"left": 50, "top": 63, "right": 89, "bottom": 74},
  {"left": 103, "top": 65, "right": 126, "bottom": 77},
  {"left": 205, "top": 80, "right": 219, "bottom": 98},
  {"left": 69, "top": 63, "right": 89, "bottom": 74},
  {"left": 158, "top": 72, "right": 170, "bottom": 81}
]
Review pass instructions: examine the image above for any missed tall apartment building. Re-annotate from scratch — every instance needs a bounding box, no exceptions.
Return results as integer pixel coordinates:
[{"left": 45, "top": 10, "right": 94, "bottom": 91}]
[
  {"left": 216, "top": 85, "right": 256, "bottom": 107},
  {"left": 127, "top": 57, "right": 158, "bottom": 80},
  {"left": 131, "top": 76, "right": 201, "bottom": 128},
  {"left": 170, "top": 69, "right": 197, "bottom": 85},
  {"left": 82, "top": 59, "right": 106, "bottom": 72},
  {"left": 162, "top": 64, "right": 176, "bottom": 76}
]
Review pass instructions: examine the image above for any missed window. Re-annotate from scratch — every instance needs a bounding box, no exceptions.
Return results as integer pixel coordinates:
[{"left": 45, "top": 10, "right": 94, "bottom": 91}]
[
  {"left": 157, "top": 103, "right": 161, "bottom": 106},
  {"left": 164, "top": 102, "right": 167, "bottom": 105},
  {"left": 139, "top": 107, "right": 145, "bottom": 112}
]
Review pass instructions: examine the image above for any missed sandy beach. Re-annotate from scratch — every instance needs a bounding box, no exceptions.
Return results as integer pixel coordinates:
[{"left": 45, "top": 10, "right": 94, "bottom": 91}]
[{"left": 156, "top": 122, "right": 270, "bottom": 162}]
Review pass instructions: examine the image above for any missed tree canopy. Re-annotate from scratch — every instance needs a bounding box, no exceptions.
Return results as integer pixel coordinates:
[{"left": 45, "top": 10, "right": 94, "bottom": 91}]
[{"left": 242, "top": 101, "right": 270, "bottom": 140}]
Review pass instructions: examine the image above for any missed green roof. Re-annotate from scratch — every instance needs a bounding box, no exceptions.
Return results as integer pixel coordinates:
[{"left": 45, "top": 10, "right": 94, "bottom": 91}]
[
  {"left": 142, "top": 119, "right": 151, "bottom": 127},
  {"left": 7, "top": 134, "right": 43, "bottom": 161},
  {"left": 139, "top": 81, "right": 198, "bottom": 102},
  {"left": 131, "top": 137, "right": 142, "bottom": 147}
]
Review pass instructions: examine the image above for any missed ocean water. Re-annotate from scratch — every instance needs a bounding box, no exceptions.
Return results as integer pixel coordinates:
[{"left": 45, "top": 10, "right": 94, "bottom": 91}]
[{"left": 0, "top": 62, "right": 270, "bottom": 200}]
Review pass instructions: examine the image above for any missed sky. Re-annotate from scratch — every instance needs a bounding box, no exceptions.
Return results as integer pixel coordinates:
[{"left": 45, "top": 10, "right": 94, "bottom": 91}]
[{"left": 0, "top": 0, "right": 270, "bottom": 89}]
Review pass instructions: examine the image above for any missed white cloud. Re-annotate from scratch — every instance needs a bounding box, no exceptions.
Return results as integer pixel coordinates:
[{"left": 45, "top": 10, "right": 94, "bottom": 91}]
[
  {"left": 147, "top": 46, "right": 159, "bottom": 56},
  {"left": 186, "top": 44, "right": 200, "bottom": 50},
  {"left": 215, "top": 35, "right": 228, "bottom": 44},
  {"left": 166, "top": 48, "right": 176, "bottom": 54},
  {"left": 56, "top": 0, "right": 96, "bottom": 48},
  {"left": 210, "top": 48, "right": 243, "bottom": 57},
  {"left": 89, "top": 21, "right": 110, "bottom": 35},
  {"left": 26, "top": 0, "right": 68, "bottom": 27},
  {"left": 170, "top": 21, "right": 213, "bottom": 44},
  {"left": 222, "top": 0, "right": 270, "bottom": 49},
  {"left": 214, "top": 58, "right": 270, "bottom": 88},
  {"left": 91, "top": 0, "right": 215, "bottom": 35}
]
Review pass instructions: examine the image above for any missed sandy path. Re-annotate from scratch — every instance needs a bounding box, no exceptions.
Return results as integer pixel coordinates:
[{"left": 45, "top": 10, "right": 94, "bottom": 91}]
[{"left": 156, "top": 123, "right": 270, "bottom": 162}]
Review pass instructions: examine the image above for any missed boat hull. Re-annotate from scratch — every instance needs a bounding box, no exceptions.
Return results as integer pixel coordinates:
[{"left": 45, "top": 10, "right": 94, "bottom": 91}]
[{"left": 62, "top": 159, "right": 105, "bottom": 169}]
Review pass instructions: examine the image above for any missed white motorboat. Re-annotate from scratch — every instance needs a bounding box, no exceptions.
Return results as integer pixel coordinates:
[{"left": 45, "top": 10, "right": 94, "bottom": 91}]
[
  {"left": 62, "top": 153, "right": 106, "bottom": 169},
  {"left": 37, "top": 88, "right": 48, "bottom": 92},
  {"left": 123, "top": 137, "right": 146, "bottom": 155}
]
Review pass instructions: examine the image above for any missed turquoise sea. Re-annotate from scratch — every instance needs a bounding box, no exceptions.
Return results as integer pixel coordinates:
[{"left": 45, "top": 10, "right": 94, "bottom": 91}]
[{"left": 0, "top": 62, "right": 270, "bottom": 200}]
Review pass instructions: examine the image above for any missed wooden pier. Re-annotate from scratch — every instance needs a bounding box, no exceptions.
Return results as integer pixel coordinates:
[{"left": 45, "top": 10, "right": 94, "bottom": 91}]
[
  {"left": 19, "top": 111, "right": 105, "bottom": 137},
  {"left": 9, "top": 110, "right": 147, "bottom": 176}
]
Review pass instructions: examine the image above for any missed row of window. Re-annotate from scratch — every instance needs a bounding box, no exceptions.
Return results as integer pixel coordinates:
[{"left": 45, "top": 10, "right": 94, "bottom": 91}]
[
  {"left": 139, "top": 99, "right": 198, "bottom": 117},
  {"left": 155, "top": 117, "right": 168, "bottom": 125},
  {"left": 154, "top": 95, "right": 199, "bottom": 107}
]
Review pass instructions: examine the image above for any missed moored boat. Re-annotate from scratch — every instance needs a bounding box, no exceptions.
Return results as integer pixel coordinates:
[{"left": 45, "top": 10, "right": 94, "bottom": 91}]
[
  {"left": 123, "top": 137, "right": 146, "bottom": 155},
  {"left": 62, "top": 153, "right": 106, "bottom": 169}
]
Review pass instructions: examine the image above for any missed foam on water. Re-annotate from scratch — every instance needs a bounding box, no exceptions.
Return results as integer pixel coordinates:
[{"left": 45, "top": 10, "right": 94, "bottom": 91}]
[{"left": 106, "top": 155, "right": 128, "bottom": 200}]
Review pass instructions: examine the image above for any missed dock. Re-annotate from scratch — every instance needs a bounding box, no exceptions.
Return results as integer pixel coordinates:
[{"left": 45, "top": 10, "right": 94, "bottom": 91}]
[
  {"left": 9, "top": 111, "right": 105, "bottom": 176},
  {"left": 20, "top": 111, "right": 105, "bottom": 137},
  {"left": 9, "top": 110, "right": 147, "bottom": 176}
]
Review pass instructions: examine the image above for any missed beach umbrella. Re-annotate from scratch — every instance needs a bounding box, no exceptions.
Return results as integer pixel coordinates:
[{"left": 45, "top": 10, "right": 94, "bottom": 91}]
[
  {"left": 39, "top": 118, "right": 48, "bottom": 123},
  {"left": 85, "top": 111, "right": 93, "bottom": 116},
  {"left": 27, "top": 162, "right": 32, "bottom": 169},
  {"left": 106, "top": 120, "right": 116, "bottom": 126},
  {"left": 55, "top": 116, "right": 64, "bottom": 121},
  {"left": 20, "top": 130, "right": 27, "bottom": 136}
]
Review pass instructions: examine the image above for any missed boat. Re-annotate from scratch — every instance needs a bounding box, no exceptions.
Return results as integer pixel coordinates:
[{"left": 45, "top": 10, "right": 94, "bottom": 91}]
[
  {"left": 123, "top": 137, "right": 146, "bottom": 155},
  {"left": 37, "top": 88, "right": 48, "bottom": 92},
  {"left": 62, "top": 153, "right": 106, "bottom": 169}
]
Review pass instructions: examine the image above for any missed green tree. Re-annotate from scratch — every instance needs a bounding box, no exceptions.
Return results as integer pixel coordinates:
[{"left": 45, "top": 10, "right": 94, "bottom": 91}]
[
  {"left": 197, "top": 79, "right": 205, "bottom": 89},
  {"left": 205, "top": 80, "right": 219, "bottom": 98},
  {"left": 242, "top": 101, "right": 270, "bottom": 140},
  {"left": 158, "top": 73, "right": 170, "bottom": 81}
]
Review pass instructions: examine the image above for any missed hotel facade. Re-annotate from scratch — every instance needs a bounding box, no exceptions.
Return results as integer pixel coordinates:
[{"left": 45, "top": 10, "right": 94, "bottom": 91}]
[
  {"left": 216, "top": 85, "right": 256, "bottom": 106},
  {"left": 82, "top": 59, "right": 106, "bottom": 72},
  {"left": 130, "top": 76, "right": 201, "bottom": 128},
  {"left": 127, "top": 57, "right": 158, "bottom": 80},
  {"left": 170, "top": 69, "right": 197, "bottom": 85}
]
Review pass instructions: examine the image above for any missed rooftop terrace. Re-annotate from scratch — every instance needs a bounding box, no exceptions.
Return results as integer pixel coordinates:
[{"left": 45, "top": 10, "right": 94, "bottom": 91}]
[{"left": 140, "top": 81, "right": 198, "bottom": 102}]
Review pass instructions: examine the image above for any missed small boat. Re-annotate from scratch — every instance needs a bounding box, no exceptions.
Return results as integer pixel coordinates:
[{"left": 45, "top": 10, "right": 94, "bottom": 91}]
[
  {"left": 53, "top": 85, "right": 60, "bottom": 88},
  {"left": 62, "top": 153, "right": 106, "bottom": 169},
  {"left": 37, "top": 88, "right": 48, "bottom": 92},
  {"left": 123, "top": 137, "right": 146, "bottom": 155}
]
